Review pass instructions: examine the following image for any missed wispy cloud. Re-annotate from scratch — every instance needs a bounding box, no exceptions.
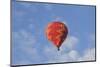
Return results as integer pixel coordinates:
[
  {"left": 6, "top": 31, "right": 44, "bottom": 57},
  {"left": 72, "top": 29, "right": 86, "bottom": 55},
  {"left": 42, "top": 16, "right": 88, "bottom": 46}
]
[
  {"left": 44, "top": 4, "right": 53, "bottom": 11},
  {"left": 12, "top": 29, "right": 38, "bottom": 64},
  {"left": 79, "top": 48, "right": 95, "bottom": 61},
  {"left": 61, "top": 36, "right": 79, "bottom": 50},
  {"left": 36, "top": 36, "right": 80, "bottom": 63},
  {"left": 78, "top": 33, "right": 95, "bottom": 61},
  {"left": 12, "top": 29, "right": 80, "bottom": 64},
  {"left": 12, "top": 28, "right": 95, "bottom": 65}
]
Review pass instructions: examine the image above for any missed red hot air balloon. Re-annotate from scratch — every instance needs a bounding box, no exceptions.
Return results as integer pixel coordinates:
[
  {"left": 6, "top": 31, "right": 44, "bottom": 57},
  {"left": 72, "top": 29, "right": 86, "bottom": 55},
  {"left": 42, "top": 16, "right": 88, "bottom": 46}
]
[{"left": 45, "top": 21, "right": 68, "bottom": 51}]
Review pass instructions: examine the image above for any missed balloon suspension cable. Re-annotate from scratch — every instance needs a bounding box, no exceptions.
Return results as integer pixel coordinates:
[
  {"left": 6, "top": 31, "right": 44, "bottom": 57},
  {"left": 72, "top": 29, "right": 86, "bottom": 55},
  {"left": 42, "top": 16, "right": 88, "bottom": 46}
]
[{"left": 57, "top": 47, "right": 60, "bottom": 51}]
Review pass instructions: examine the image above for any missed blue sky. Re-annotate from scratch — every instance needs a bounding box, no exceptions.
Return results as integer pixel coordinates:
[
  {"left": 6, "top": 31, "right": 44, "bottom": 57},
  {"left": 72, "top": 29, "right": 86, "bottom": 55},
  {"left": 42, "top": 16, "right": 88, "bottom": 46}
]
[{"left": 12, "top": 1, "right": 96, "bottom": 65}]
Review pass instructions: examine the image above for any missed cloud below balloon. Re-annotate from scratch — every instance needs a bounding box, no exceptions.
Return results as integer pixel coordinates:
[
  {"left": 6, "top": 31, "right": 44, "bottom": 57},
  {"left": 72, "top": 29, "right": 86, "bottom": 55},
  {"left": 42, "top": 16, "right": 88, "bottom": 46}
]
[{"left": 12, "top": 28, "right": 95, "bottom": 65}]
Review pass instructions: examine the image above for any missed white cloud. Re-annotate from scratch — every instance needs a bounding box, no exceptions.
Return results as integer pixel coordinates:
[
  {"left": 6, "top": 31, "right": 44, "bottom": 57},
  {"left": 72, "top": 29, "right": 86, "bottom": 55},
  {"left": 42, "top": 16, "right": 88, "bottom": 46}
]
[
  {"left": 44, "top": 4, "right": 53, "bottom": 11},
  {"left": 68, "top": 50, "right": 80, "bottom": 61},
  {"left": 43, "top": 46, "right": 80, "bottom": 63},
  {"left": 79, "top": 48, "right": 95, "bottom": 61},
  {"left": 61, "top": 36, "right": 79, "bottom": 50},
  {"left": 54, "top": 50, "right": 80, "bottom": 62},
  {"left": 12, "top": 30, "right": 96, "bottom": 65},
  {"left": 13, "top": 32, "right": 80, "bottom": 64},
  {"left": 41, "top": 36, "right": 80, "bottom": 63},
  {"left": 42, "top": 34, "right": 95, "bottom": 63},
  {"left": 12, "top": 30, "right": 39, "bottom": 64},
  {"left": 89, "top": 33, "right": 95, "bottom": 47},
  {"left": 13, "top": 30, "right": 36, "bottom": 46},
  {"left": 78, "top": 33, "right": 96, "bottom": 61}
]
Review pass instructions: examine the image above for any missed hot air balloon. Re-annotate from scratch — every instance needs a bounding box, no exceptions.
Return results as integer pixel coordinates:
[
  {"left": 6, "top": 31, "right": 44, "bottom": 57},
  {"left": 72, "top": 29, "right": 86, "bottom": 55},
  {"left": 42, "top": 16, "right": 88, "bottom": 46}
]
[{"left": 45, "top": 21, "right": 68, "bottom": 51}]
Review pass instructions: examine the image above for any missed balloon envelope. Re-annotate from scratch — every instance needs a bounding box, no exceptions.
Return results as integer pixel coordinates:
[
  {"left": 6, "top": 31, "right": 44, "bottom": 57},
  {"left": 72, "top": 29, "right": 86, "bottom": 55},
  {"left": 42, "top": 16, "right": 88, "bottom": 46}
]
[{"left": 46, "top": 21, "right": 68, "bottom": 50}]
